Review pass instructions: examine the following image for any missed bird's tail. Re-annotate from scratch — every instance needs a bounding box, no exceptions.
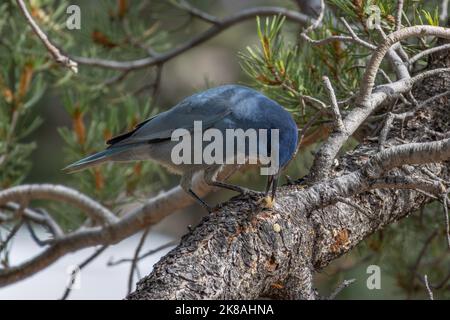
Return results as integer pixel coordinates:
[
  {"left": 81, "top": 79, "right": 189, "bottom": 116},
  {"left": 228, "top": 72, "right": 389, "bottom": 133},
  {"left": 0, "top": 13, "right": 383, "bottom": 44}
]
[{"left": 62, "top": 147, "right": 126, "bottom": 173}]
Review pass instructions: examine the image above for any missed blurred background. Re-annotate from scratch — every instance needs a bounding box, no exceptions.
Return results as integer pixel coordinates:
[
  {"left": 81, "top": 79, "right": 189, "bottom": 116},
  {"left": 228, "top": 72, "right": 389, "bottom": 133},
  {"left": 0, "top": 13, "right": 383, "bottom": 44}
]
[{"left": 0, "top": 0, "right": 448, "bottom": 299}]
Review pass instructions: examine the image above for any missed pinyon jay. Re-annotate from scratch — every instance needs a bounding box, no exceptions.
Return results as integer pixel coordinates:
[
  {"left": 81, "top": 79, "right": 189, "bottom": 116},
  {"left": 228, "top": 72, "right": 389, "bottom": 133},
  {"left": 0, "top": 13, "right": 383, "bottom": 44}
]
[{"left": 64, "top": 85, "right": 298, "bottom": 211}]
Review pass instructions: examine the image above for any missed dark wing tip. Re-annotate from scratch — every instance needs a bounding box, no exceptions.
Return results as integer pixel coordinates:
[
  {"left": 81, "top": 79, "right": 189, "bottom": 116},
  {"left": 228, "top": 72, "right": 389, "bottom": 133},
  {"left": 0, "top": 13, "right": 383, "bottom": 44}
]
[{"left": 106, "top": 130, "right": 135, "bottom": 145}]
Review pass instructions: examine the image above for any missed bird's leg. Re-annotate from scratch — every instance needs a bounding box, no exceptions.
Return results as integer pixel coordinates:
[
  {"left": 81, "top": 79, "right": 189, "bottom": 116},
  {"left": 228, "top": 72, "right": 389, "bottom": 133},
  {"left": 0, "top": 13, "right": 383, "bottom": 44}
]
[
  {"left": 263, "top": 173, "right": 280, "bottom": 208},
  {"left": 265, "top": 175, "right": 274, "bottom": 196},
  {"left": 180, "top": 173, "right": 213, "bottom": 213},
  {"left": 203, "top": 166, "right": 263, "bottom": 196},
  {"left": 187, "top": 189, "right": 214, "bottom": 213}
]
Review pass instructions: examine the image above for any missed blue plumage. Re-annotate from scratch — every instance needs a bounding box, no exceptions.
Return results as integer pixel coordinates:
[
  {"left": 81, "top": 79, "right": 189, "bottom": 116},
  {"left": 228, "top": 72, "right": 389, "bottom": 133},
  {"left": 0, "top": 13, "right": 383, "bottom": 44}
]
[{"left": 64, "top": 85, "right": 298, "bottom": 211}]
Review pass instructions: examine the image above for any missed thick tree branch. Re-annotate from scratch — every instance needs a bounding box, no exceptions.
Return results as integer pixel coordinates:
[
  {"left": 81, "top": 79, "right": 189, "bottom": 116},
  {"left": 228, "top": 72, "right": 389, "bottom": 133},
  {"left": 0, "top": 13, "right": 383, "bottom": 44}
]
[
  {"left": 0, "top": 167, "right": 237, "bottom": 287},
  {"left": 125, "top": 31, "right": 450, "bottom": 299},
  {"left": 408, "top": 43, "right": 450, "bottom": 66},
  {"left": 127, "top": 140, "right": 450, "bottom": 299}
]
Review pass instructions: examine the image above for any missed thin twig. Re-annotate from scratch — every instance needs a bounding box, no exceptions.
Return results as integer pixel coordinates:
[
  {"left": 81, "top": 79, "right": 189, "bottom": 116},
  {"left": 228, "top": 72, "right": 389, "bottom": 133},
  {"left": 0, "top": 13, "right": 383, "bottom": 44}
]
[
  {"left": 4, "top": 202, "right": 63, "bottom": 238},
  {"left": 442, "top": 194, "right": 450, "bottom": 249},
  {"left": 170, "top": 0, "right": 220, "bottom": 24},
  {"left": 336, "top": 196, "right": 371, "bottom": 219},
  {"left": 322, "top": 76, "right": 345, "bottom": 132},
  {"left": 16, "top": 0, "right": 78, "bottom": 73},
  {"left": 433, "top": 270, "right": 450, "bottom": 289},
  {"left": 73, "top": 7, "right": 311, "bottom": 70},
  {"left": 327, "top": 278, "right": 356, "bottom": 300},
  {"left": 408, "top": 43, "right": 450, "bottom": 66},
  {"left": 423, "top": 274, "right": 434, "bottom": 300},
  {"left": 128, "top": 228, "right": 151, "bottom": 295},
  {"left": 296, "top": 110, "right": 325, "bottom": 154},
  {"left": 300, "top": 0, "right": 325, "bottom": 42},
  {"left": 151, "top": 64, "right": 164, "bottom": 103},
  {"left": 395, "top": 0, "right": 404, "bottom": 31},
  {"left": 60, "top": 245, "right": 108, "bottom": 300},
  {"left": 358, "top": 26, "right": 450, "bottom": 105},
  {"left": 441, "top": 0, "right": 449, "bottom": 23},
  {"left": 0, "top": 221, "right": 23, "bottom": 252},
  {"left": 378, "top": 113, "right": 395, "bottom": 150},
  {"left": 108, "top": 240, "right": 177, "bottom": 266}
]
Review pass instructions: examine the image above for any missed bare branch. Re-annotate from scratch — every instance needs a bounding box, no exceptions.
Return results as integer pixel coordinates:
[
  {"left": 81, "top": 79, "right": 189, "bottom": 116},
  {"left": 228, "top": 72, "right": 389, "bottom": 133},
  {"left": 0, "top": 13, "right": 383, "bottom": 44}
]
[
  {"left": 358, "top": 26, "right": 450, "bottom": 105},
  {"left": 378, "top": 112, "right": 395, "bottom": 150},
  {"left": 170, "top": 0, "right": 220, "bottom": 24},
  {"left": 395, "top": 0, "right": 404, "bottom": 31},
  {"left": 302, "top": 16, "right": 373, "bottom": 47},
  {"left": 0, "top": 184, "right": 118, "bottom": 225},
  {"left": 407, "top": 229, "right": 438, "bottom": 298},
  {"left": 327, "top": 279, "right": 356, "bottom": 300},
  {"left": 0, "top": 166, "right": 237, "bottom": 287},
  {"left": 322, "top": 76, "right": 345, "bottom": 132},
  {"left": 107, "top": 241, "right": 177, "bottom": 266},
  {"left": 365, "top": 138, "right": 450, "bottom": 178},
  {"left": 424, "top": 275, "right": 434, "bottom": 300},
  {"left": 0, "top": 221, "right": 23, "bottom": 253},
  {"left": 369, "top": 176, "right": 445, "bottom": 197},
  {"left": 409, "top": 43, "right": 450, "bottom": 65},
  {"left": 441, "top": 0, "right": 449, "bottom": 24},
  {"left": 300, "top": 0, "right": 325, "bottom": 43},
  {"left": 409, "top": 67, "right": 450, "bottom": 83},
  {"left": 128, "top": 137, "right": 450, "bottom": 299},
  {"left": 25, "top": 221, "right": 51, "bottom": 247},
  {"left": 73, "top": 7, "right": 311, "bottom": 70},
  {"left": 340, "top": 18, "right": 376, "bottom": 50},
  {"left": 442, "top": 194, "right": 450, "bottom": 248},
  {"left": 308, "top": 27, "right": 450, "bottom": 181},
  {"left": 60, "top": 245, "right": 108, "bottom": 300},
  {"left": 16, "top": 0, "right": 78, "bottom": 73}
]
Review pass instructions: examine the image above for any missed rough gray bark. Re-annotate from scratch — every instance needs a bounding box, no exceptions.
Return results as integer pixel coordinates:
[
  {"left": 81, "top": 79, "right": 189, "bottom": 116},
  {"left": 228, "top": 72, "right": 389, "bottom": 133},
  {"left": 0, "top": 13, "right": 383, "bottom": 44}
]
[{"left": 126, "top": 47, "right": 450, "bottom": 300}]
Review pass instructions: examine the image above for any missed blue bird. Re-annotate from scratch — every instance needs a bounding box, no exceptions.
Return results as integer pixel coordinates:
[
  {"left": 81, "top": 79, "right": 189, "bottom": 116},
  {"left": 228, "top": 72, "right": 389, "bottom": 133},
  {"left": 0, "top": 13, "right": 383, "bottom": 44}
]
[{"left": 63, "top": 85, "right": 298, "bottom": 211}]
